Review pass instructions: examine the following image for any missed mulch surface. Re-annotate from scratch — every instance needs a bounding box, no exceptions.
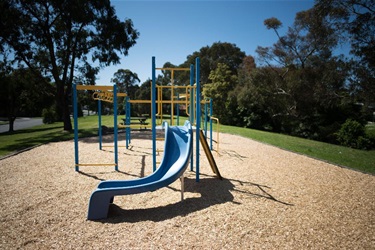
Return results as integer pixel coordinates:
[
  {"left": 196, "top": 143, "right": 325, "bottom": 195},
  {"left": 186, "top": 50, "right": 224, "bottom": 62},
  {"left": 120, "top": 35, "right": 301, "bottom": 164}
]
[{"left": 1, "top": 130, "right": 374, "bottom": 249}]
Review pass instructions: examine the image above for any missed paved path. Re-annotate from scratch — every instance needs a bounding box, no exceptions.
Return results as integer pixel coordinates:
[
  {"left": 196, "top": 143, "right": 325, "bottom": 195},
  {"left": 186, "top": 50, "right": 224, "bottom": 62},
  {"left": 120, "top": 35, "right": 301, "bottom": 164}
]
[{"left": 0, "top": 118, "right": 43, "bottom": 133}]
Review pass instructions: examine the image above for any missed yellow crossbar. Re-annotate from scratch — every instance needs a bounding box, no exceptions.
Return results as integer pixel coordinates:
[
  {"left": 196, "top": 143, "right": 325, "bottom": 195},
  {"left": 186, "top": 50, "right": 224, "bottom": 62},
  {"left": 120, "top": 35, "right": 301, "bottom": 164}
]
[
  {"left": 76, "top": 85, "right": 113, "bottom": 91},
  {"left": 128, "top": 100, "right": 152, "bottom": 104},
  {"left": 118, "top": 124, "right": 151, "bottom": 129},
  {"left": 156, "top": 67, "right": 190, "bottom": 71}
]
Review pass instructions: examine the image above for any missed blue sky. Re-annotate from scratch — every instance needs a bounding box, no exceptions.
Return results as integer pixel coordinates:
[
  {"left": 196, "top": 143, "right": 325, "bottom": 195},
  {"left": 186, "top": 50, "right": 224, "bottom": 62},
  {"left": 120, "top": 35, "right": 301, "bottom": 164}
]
[{"left": 98, "top": 0, "right": 315, "bottom": 85}]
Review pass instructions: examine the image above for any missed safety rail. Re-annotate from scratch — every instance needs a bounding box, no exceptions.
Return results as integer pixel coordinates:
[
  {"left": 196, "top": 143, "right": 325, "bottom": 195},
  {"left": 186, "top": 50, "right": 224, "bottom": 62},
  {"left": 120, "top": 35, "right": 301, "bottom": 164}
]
[{"left": 210, "top": 116, "right": 220, "bottom": 153}]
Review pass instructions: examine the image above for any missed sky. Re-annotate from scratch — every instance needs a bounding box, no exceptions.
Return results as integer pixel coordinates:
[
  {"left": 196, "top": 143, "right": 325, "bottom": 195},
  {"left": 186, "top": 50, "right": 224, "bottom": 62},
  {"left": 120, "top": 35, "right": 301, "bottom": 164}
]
[{"left": 98, "top": 0, "right": 315, "bottom": 85}]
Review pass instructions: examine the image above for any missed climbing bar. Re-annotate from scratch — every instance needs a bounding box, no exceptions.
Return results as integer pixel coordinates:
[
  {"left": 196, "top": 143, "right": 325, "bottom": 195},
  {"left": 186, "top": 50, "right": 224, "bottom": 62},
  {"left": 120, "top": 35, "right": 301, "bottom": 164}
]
[
  {"left": 92, "top": 91, "right": 114, "bottom": 103},
  {"left": 92, "top": 91, "right": 127, "bottom": 103},
  {"left": 75, "top": 163, "right": 117, "bottom": 167}
]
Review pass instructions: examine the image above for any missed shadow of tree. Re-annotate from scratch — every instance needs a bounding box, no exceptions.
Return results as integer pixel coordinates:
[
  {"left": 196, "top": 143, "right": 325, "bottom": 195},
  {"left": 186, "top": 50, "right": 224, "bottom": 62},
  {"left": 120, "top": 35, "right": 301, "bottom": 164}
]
[
  {"left": 0, "top": 125, "right": 98, "bottom": 154},
  {"left": 0, "top": 124, "right": 60, "bottom": 136},
  {"left": 227, "top": 177, "right": 294, "bottom": 206},
  {"left": 77, "top": 169, "right": 140, "bottom": 181}
]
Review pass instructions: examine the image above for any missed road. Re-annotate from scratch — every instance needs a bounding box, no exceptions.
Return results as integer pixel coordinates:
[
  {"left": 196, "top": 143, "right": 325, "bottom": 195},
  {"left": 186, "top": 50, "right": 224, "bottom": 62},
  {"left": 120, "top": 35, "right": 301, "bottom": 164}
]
[{"left": 0, "top": 118, "right": 43, "bottom": 133}]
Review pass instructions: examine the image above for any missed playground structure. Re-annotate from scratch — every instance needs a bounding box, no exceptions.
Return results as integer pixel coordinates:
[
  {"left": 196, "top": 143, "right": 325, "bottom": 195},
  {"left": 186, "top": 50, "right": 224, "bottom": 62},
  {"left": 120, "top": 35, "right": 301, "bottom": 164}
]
[{"left": 72, "top": 57, "right": 221, "bottom": 182}]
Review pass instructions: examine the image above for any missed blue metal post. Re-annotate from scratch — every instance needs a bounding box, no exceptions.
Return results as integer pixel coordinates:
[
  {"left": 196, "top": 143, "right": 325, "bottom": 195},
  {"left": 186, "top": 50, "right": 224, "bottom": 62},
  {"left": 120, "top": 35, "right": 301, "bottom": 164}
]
[
  {"left": 189, "top": 64, "right": 195, "bottom": 125},
  {"left": 195, "top": 57, "right": 200, "bottom": 182},
  {"left": 152, "top": 57, "right": 157, "bottom": 172},
  {"left": 113, "top": 84, "right": 118, "bottom": 171},
  {"left": 125, "top": 96, "right": 130, "bottom": 148},
  {"left": 189, "top": 64, "right": 194, "bottom": 171},
  {"left": 73, "top": 84, "right": 79, "bottom": 171},
  {"left": 98, "top": 99, "right": 102, "bottom": 150},
  {"left": 204, "top": 101, "right": 208, "bottom": 137}
]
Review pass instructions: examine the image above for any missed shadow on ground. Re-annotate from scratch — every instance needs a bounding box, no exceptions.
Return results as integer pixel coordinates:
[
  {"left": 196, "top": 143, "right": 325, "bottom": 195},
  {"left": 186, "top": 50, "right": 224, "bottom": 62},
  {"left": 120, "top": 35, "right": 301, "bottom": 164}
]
[
  {"left": 103, "top": 177, "right": 235, "bottom": 223},
  {"left": 90, "top": 174, "right": 293, "bottom": 224}
]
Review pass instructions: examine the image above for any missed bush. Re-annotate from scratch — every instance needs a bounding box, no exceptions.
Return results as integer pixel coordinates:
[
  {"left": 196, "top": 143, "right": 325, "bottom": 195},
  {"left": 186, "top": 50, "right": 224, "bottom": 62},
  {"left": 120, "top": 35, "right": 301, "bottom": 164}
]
[
  {"left": 42, "top": 107, "right": 58, "bottom": 124},
  {"left": 336, "top": 119, "right": 373, "bottom": 149}
]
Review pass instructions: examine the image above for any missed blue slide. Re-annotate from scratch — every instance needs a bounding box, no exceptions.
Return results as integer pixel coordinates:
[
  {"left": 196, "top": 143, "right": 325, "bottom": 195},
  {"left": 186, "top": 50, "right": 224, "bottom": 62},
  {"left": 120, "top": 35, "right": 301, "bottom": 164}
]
[{"left": 87, "top": 121, "right": 193, "bottom": 220}]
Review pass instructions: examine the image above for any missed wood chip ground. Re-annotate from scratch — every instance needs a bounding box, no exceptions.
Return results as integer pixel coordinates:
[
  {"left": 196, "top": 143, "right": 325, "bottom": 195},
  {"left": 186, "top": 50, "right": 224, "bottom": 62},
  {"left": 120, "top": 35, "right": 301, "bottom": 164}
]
[{"left": 0, "top": 131, "right": 374, "bottom": 249}]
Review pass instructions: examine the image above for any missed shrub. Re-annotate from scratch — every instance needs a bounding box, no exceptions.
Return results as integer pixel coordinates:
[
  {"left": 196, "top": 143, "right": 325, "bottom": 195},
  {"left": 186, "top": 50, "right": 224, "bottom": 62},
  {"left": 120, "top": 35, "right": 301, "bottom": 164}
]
[
  {"left": 336, "top": 119, "right": 373, "bottom": 149},
  {"left": 42, "top": 107, "right": 58, "bottom": 124}
]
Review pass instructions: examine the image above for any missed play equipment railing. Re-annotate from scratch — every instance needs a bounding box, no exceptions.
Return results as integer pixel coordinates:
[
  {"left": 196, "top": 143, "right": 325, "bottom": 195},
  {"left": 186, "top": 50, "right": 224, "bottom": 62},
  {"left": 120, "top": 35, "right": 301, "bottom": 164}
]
[{"left": 210, "top": 116, "right": 220, "bottom": 153}]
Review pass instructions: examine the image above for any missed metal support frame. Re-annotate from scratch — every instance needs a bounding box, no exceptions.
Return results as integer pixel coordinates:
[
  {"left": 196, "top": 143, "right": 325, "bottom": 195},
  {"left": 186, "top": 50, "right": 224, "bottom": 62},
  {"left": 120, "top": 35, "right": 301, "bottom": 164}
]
[{"left": 73, "top": 84, "right": 119, "bottom": 171}]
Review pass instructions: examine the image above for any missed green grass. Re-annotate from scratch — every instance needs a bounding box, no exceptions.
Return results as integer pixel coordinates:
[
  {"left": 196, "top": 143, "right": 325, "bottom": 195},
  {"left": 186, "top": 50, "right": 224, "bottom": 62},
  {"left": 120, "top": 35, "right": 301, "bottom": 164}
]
[
  {"left": 0, "top": 115, "right": 111, "bottom": 156},
  {"left": 1, "top": 115, "right": 374, "bottom": 174},
  {"left": 366, "top": 122, "right": 375, "bottom": 138},
  {"left": 220, "top": 124, "right": 375, "bottom": 174},
  {"left": 1, "top": 123, "right": 72, "bottom": 156}
]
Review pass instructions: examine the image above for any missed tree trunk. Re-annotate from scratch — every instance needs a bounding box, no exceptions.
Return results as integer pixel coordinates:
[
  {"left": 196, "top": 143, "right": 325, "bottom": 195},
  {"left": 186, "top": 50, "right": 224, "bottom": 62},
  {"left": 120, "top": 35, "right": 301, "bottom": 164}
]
[
  {"left": 8, "top": 116, "right": 15, "bottom": 132},
  {"left": 63, "top": 113, "right": 72, "bottom": 131},
  {"left": 63, "top": 98, "right": 72, "bottom": 131},
  {"left": 56, "top": 81, "right": 72, "bottom": 131},
  {"left": 64, "top": 81, "right": 73, "bottom": 131}
]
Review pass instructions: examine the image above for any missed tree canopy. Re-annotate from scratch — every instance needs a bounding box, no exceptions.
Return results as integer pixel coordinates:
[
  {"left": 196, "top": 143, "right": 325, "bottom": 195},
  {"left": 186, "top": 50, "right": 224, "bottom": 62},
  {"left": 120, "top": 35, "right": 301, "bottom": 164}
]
[
  {"left": 173, "top": 2, "right": 373, "bottom": 148},
  {"left": 111, "top": 69, "right": 140, "bottom": 98},
  {"left": 181, "top": 42, "right": 246, "bottom": 84},
  {"left": 0, "top": 0, "right": 139, "bottom": 130},
  {"left": 315, "top": 0, "right": 375, "bottom": 107},
  {"left": 1, "top": 1, "right": 373, "bottom": 148},
  {"left": 0, "top": 67, "right": 54, "bottom": 131}
]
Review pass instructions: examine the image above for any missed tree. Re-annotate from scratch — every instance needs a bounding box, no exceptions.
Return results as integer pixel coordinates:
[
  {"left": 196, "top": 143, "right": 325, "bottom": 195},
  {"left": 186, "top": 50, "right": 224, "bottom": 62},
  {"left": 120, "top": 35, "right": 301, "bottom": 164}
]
[
  {"left": 237, "top": 66, "right": 296, "bottom": 132},
  {"left": 111, "top": 69, "right": 140, "bottom": 98},
  {"left": 251, "top": 8, "right": 354, "bottom": 140},
  {"left": 259, "top": 10, "right": 338, "bottom": 70},
  {"left": 0, "top": 67, "right": 54, "bottom": 132},
  {"left": 0, "top": 0, "right": 139, "bottom": 131},
  {"left": 239, "top": 56, "right": 256, "bottom": 74},
  {"left": 182, "top": 42, "right": 246, "bottom": 84},
  {"left": 237, "top": 55, "right": 256, "bottom": 91},
  {"left": 203, "top": 63, "right": 238, "bottom": 125},
  {"left": 111, "top": 69, "right": 140, "bottom": 115},
  {"left": 315, "top": 0, "right": 375, "bottom": 111},
  {"left": 133, "top": 79, "right": 152, "bottom": 116}
]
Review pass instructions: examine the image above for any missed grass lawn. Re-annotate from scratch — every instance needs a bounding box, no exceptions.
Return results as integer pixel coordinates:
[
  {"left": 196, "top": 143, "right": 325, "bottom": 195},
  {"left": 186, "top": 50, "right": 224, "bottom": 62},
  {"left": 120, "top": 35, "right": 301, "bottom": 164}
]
[
  {"left": 220, "top": 124, "right": 375, "bottom": 174},
  {"left": 0, "top": 115, "right": 108, "bottom": 156},
  {"left": 1, "top": 115, "right": 374, "bottom": 174},
  {"left": 366, "top": 122, "right": 375, "bottom": 137}
]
